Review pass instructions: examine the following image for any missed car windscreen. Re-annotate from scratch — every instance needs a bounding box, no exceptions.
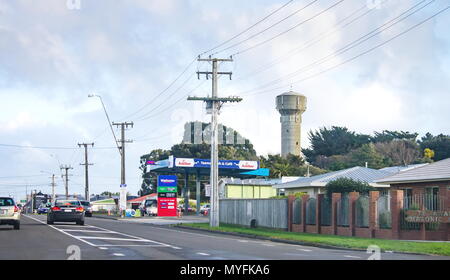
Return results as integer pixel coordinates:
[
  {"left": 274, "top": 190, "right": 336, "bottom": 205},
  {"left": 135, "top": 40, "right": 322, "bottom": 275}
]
[
  {"left": 0, "top": 198, "right": 14, "bottom": 206},
  {"left": 55, "top": 200, "right": 80, "bottom": 207},
  {"left": 145, "top": 200, "right": 157, "bottom": 207},
  {"left": 80, "top": 201, "right": 90, "bottom": 206}
]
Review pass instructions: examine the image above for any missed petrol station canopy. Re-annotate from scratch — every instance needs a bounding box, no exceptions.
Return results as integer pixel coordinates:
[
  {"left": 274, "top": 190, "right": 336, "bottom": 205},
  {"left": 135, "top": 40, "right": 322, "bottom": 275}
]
[{"left": 146, "top": 156, "right": 269, "bottom": 178}]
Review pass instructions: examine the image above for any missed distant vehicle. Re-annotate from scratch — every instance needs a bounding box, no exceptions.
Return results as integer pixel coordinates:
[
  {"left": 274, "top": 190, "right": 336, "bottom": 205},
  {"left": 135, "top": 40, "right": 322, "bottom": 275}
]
[
  {"left": 79, "top": 200, "right": 93, "bottom": 217},
  {"left": 0, "top": 197, "right": 21, "bottom": 230},
  {"left": 37, "top": 204, "right": 50, "bottom": 214},
  {"left": 200, "top": 204, "right": 210, "bottom": 214},
  {"left": 142, "top": 198, "right": 157, "bottom": 216},
  {"left": 47, "top": 200, "right": 85, "bottom": 225},
  {"left": 180, "top": 204, "right": 194, "bottom": 213}
]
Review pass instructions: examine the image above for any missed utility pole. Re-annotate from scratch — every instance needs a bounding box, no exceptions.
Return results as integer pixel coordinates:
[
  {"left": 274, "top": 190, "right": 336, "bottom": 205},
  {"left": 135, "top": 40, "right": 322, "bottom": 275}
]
[
  {"left": 112, "top": 122, "right": 133, "bottom": 215},
  {"left": 188, "top": 56, "right": 242, "bottom": 227},
  {"left": 78, "top": 143, "right": 94, "bottom": 201},
  {"left": 60, "top": 165, "right": 73, "bottom": 199},
  {"left": 50, "top": 174, "right": 56, "bottom": 203}
]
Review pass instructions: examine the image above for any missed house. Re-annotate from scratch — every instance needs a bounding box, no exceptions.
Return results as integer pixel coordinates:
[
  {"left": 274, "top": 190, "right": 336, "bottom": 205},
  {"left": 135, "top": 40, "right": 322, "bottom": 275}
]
[
  {"left": 376, "top": 158, "right": 450, "bottom": 199},
  {"left": 127, "top": 193, "right": 157, "bottom": 209},
  {"left": 220, "top": 177, "right": 299, "bottom": 199},
  {"left": 273, "top": 166, "right": 394, "bottom": 197}
]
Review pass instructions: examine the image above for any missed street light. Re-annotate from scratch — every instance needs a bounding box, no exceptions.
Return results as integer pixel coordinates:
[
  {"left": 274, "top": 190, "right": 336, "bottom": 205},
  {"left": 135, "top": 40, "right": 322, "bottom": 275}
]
[{"left": 88, "top": 94, "right": 121, "bottom": 155}]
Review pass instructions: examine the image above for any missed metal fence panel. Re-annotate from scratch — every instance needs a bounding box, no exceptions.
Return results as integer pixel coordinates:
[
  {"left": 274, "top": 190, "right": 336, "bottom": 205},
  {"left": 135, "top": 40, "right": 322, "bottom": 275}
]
[
  {"left": 306, "top": 198, "right": 316, "bottom": 225},
  {"left": 337, "top": 194, "right": 349, "bottom": 227},
  {"left": 292, "top": 198, "right": 301, "bottom": 224},
  {"left": 219, "top": 199, "right": 288, "bottom": 229},
  {"left": 355, "top": 195, "right": 369, "bottom": 228},
  {"left": 377, "top": 194, "right": 391, "bottom": 229},
  {"left": 400, "top": 194, "right": 445, "bottom": 231},
  {"left": 320, "top": 197, "right": 332, "bottom": 226}
]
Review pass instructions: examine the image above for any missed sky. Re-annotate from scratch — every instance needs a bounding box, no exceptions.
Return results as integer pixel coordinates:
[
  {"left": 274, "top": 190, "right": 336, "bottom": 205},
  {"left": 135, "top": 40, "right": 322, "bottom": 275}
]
[{"left": 0, "top": 0, "right": 449, "bottom": 199}]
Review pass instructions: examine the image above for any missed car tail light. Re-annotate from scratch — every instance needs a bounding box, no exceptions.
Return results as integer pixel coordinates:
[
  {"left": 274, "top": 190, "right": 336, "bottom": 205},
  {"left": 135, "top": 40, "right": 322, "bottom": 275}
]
[
  {"left": 14, "top": 205, "right": 19, "bottom": 212},
  {"left": 52, "top": 206, "right": 61, "bottom": 211},
  {"left": 76, "top": 207, "right": 84, "bottom": 212}
]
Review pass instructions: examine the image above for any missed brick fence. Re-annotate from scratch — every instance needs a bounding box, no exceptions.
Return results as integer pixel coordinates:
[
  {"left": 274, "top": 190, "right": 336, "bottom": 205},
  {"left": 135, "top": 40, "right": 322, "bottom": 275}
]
[{"left": 288, "top": 190, "right": 450, "bottom": 241}]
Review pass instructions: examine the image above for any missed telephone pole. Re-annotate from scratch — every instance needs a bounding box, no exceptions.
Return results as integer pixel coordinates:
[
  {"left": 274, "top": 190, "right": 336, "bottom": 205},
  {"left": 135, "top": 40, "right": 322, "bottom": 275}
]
[
  {"left": 60, "top": 165, "right": 73, "bottom": 199},
  {"left": 112, "top": 122, "right": 133, "bottom": 215},
  {"left": 78, "top": 143, "right": 94, "bottom": 202},
  {"left": 188, "top": 56, "right": 242, "bottom": 227},
  {"left": 50, "top": 174, "right": 56, "bottom": 203}
]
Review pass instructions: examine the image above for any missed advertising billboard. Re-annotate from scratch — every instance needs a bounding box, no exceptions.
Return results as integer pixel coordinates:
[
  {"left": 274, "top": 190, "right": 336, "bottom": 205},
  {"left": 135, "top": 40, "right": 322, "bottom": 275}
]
[{"left": 157, "top": 175, "right": 177, "bottom": 217}]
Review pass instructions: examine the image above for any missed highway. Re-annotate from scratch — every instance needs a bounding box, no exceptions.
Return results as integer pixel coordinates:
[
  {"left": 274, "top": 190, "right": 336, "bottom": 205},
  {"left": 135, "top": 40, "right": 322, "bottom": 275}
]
[{"left": 0, "top": 214, "right": 448, "bottom": 260}]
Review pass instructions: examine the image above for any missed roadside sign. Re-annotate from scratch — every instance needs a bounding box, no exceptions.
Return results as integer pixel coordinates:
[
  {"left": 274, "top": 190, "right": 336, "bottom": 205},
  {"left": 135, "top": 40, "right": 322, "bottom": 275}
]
[{"left": 157, "top": 175, "right": 177, "bottom": 217}]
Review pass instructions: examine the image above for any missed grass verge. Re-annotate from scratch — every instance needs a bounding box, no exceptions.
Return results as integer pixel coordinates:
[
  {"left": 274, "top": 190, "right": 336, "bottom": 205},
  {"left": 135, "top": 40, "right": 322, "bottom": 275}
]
[{"left": 180, "top": 223, "right": 450, "bottom": 256}]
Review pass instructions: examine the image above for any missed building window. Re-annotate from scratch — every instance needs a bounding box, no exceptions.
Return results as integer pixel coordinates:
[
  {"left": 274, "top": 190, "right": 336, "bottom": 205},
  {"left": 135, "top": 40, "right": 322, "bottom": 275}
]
[{"left": 425, "top": 187, "right": 439, "bottom": 210}]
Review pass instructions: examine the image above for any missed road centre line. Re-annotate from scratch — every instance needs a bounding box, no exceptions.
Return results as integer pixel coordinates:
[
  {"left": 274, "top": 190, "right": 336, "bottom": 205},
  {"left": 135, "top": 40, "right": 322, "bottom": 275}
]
[
  {"left": 24, "top": 215, "right": 177, "bottom": 249},
  {"left": 62, "top": 229, "right": 115, "bottom": 233},
  {"left": 23, "top": 215, "right": 97, "bottom": 247},
  {"left": 344, "top": 255, "right": 362, "bottom": 259},
  {"left": 76, "top": 236, "right": 157, "bottom": 242}
]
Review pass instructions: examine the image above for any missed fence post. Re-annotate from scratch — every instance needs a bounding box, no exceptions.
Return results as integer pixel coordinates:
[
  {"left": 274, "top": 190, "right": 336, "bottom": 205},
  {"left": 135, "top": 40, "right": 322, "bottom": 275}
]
[
  {"left": 390, "top": 190, "right": 404, "bottom": 239},
  {"left": 331, "top": 193, "right": 341, "bottom": 235},
  {"left": 349, "top": 192, "right": 359, "bottom": 237},
  {"left": 369, "top": 191, "right": 380, "bottom": 238},
  {"left": 316, "top": 194, "right": 323, "bottom": 234},
  {"left": 287, "top": 195, "right": 295, "bottom": 232},
  {"left": 301, "top": 194, "right": 309, "bottom": 233},
  {"left": 445, "top": 187, "right": 450, "bottom": 241}
]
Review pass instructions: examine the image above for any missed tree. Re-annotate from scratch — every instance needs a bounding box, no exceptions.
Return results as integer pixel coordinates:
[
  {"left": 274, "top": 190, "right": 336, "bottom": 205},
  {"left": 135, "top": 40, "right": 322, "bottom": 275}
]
[
  {"left": 302, "top": 126, "right": 370, "bottom": 163},
  {"left": 374, "top": 139, "right": 421, "bottom": 166},
  {"left": 371, "top": 130, "right": 418, "bottom": 143},
  {"left": 348, "top": 143, "right": 387, "bottom": 169},
  {"left": 419, "top": 133, "right": 450, "bottom": 161},
  {"left": 325, "top": 178, "right": 372, "bottom": 198}
]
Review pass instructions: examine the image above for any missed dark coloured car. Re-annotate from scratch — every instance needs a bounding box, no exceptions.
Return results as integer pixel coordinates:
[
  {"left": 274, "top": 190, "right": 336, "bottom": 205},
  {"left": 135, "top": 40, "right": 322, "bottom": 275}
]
[
  {"left": 47, "top": 200, "right": 85, "bottom": 225},
  {"left": 37, "top": 204, "right": 50, "bottom": 214},
  {"left": 79, "top": 200, "right": 93, "bottom": 217}
]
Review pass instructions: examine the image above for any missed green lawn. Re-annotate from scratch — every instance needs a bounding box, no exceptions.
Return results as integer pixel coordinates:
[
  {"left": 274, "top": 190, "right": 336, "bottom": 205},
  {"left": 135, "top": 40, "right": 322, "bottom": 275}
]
[{"left": 180, "top": 223, "right": 450, "bottom": 256}]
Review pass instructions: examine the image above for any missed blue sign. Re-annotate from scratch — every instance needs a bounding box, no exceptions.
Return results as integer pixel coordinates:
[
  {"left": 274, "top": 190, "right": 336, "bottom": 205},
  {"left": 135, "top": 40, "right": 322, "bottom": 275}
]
[
  {"left": 174, "top": 158, "right": 259, "bottom": 170},
  {"left": 158, "top": 175, "right": 178, "bottom": 187}
]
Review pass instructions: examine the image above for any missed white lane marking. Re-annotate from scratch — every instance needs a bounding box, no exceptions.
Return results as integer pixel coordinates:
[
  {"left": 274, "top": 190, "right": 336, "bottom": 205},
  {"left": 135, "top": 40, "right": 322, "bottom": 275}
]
[
  {"left": 76, "top": 236, "right": 156, "bottom": 242},
  {"left": 62, "top": 229, "right": 115, "bottom": 233},
  {"left": 23, "top": 215, "right": 97, "bottom": 247},
  {"left": 344, "top": 255, "right": 362, "bottom": 259},
  {"left": 238, "top": 240, "right": 249, "bottom": 243},
  {"left": 96, "top": 244, "right": 169, "bottom": 247},
  {"left": 262, "top": 243, "right": 275, "bottom": 247},
  {"left": 172, "top": 246, "right": 182, "bottom": 250},
  {"left": 23, "top": 215, "right": 178, "bottom": 249},
  {"left": 113, "top": 253, "right": 125, "bottom": 257},
  {"left": 297, "top": 249, "right": 312, "bottom": 252},
  {"left": 197, "top": 252, "right": 210, "bottom": 256},
  {"left": 98, "top": 247, "right": 108, "bottom": 250}
]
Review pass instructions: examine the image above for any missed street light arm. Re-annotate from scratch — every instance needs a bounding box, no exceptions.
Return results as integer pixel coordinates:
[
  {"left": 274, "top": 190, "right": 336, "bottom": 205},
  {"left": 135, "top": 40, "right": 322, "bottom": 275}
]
[{"left": 91, "top": 95, "right": 122, "bottom": 156}]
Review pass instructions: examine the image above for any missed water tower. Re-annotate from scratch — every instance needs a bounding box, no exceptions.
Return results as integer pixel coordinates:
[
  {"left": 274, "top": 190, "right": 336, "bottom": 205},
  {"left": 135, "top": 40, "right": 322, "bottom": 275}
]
[{"left": 276, "top": 91, "right": 307, "bottom": 157}]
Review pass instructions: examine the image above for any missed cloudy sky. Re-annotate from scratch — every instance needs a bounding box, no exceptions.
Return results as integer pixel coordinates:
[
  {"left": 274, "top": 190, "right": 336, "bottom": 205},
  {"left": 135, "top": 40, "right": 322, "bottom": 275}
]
[{"left": 1, "top": 0, "right": 449, "bottom": 199}]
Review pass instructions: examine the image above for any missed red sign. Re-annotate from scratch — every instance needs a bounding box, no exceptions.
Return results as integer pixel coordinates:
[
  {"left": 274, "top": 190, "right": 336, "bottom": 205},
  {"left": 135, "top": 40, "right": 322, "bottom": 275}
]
[{"left": 157, "top": 194, "right": 177, "bottom": 217}]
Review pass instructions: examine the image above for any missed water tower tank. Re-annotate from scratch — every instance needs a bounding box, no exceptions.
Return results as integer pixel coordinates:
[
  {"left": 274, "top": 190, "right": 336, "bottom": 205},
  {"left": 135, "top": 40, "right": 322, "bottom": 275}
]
[{"left": 276, "top": 91, "right": 307, "bottom": 157}]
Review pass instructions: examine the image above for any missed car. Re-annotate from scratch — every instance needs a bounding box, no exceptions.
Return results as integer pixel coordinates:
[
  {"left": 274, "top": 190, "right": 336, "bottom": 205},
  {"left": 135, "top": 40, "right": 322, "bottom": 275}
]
[
  {"left": 143, "top": 198, "right": 157, "bottom": 216},
  {"left": 47, "top": 199, "right": 85, "bottom": 225},
  {"left": 37, "top": 204, "right": 50, "bottom": 214},
  {"left": 0, "top": 197, "right": 21, "bottom": 230},
  {"left": 200, "top": 204, "right": 210, "bottom": 214},
  {"left": 79, "top": 200, "right": 93, "bottom": 217}
]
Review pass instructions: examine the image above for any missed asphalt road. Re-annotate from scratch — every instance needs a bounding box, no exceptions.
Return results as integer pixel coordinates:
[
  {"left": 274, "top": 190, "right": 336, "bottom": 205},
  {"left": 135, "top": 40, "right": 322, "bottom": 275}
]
[{"left": 0, "top": 214, "right": 448, "bottom": 260}]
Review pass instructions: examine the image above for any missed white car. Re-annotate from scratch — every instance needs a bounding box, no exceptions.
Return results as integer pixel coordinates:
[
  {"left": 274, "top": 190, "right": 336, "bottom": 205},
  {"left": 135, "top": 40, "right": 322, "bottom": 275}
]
[{"left": 0, "top": 197, "right": 21, "bottom": 230}]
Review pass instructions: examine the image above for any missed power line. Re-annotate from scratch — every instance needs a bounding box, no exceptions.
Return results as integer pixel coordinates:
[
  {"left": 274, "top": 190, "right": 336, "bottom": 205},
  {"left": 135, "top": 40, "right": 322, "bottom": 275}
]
[
  {"left": 212, "top": 0, "right": 320, "bottom": 55},
  {"left": 200, "top": 0, "right": 295, "bottom": 56},
  {"left": 238, "top": 0, "right": 435, "bottom": 96},
  {"left": 234, "top": 0, "right": 385, "bottom": 82},
  {"left": 231, "top": 0, "right": 346, "bottom": 56},
  {"left": 0, "top": 143, "right": 116, "bottom": 150},
  {"left": 244, "top": 1, "right": 450, "bottom": 97}
]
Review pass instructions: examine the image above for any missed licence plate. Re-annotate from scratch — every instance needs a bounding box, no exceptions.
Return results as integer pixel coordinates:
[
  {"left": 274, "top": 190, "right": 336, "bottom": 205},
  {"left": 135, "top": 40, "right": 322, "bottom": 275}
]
[{"left": 64, "top": 209, "right": 72, "bottom": 212}]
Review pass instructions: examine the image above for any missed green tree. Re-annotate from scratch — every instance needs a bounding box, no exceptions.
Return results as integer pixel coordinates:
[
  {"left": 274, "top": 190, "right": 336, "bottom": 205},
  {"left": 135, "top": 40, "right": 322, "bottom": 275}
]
[
  {"left": 371, "top": 130, "right": 418, "bottom": 143},
  {"left": 348, "top": 143, "right": 387, "bottom": 169},
  {"left": 419, "top": 133, "right": 450, "bottom": 161},
  {"left": 302, "top": 126, "right": 370, "bottom": 163},
  {"left": 325, "top": 178, "right": 372, "bottom": 198}
]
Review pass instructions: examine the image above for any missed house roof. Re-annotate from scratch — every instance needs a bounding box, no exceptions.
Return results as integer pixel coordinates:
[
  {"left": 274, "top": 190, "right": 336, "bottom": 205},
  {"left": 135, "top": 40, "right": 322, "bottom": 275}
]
[
  {"left": 127, "top": 193, "right": 157, "bottom": 203},
  {"left": 376, "top": 158, "right": 450, "bottom": 184},
  {"left": 379, "top": 163, "right": 428, "bottom": 174},
  {"left": 274, "top": 166, "right": 392, "bottom": 189}
]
